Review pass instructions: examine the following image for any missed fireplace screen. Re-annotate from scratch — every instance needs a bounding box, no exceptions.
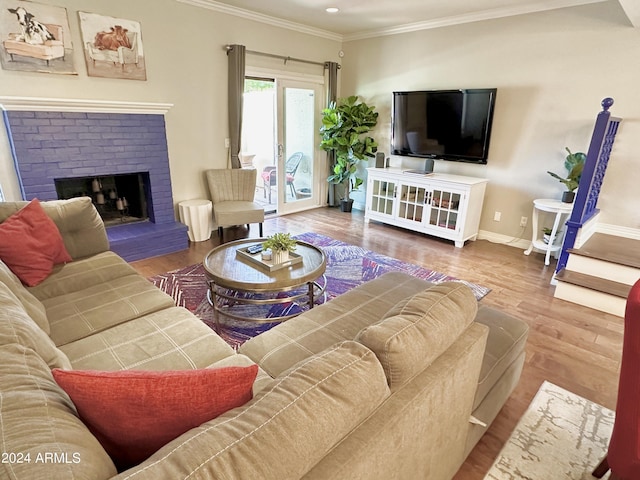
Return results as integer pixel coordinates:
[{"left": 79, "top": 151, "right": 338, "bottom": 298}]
[{"left": 55, "top": 173, "right": 150, "bottom": 226}]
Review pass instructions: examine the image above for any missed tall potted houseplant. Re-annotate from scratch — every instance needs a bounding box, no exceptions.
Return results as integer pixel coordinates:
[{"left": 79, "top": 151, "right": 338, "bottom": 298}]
[
  {"left": 320, "top": 95, "right": 378, "bottom": 212},
  {"left": 547, "top": 147, "right": 586, "bottom": 203}
]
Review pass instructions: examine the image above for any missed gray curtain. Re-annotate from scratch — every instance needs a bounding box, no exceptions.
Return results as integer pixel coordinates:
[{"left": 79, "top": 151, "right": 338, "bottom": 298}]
[
  {"left": 326, "top": 61, "right": 339, "bottom": 206},
  {"left": 227, "top": 44, "right": 245, "bottom": 169}
]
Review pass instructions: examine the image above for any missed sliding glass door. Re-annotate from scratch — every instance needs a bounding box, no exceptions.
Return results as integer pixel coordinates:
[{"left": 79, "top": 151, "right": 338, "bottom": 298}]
[
  {"left": 276, "top": 80, "right": 322, "bottom": 215},
  {"left": 242, "top": 75, "right": 324, "bottom": 216}
]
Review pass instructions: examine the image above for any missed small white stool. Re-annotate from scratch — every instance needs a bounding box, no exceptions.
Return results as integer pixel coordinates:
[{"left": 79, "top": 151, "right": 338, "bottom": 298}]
[
  {"left": 524, "top": 198, "right": 573, "bottom": 266},
  {"left": 178, "top": 199, "right": 213, "bottom": 242}
]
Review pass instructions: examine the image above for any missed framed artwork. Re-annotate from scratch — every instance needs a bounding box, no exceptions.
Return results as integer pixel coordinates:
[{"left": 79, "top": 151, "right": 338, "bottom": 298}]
[
  {"left": 0, "top": 0, "right": 76, "bottom": 75},
  {"left": 78, "top": 11, "right": 146, "bottom": 81}
]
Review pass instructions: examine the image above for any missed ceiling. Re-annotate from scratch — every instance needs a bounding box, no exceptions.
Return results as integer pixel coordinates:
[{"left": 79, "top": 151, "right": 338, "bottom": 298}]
[{"left": 179, "top": 0, "right": 638, "bottom": 41}]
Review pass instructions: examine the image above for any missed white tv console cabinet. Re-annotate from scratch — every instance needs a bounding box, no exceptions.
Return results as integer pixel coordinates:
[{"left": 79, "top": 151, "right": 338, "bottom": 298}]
[{"left": 365, "top": 167, "right": 488, "bottom": 248}]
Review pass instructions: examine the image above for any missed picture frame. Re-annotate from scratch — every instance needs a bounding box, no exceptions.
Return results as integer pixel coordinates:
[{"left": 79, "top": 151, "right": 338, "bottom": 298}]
[
  {"left": 0, "top": 1, "right": 77, "bottom": 75},
  {"left": 78, "top": 11, "right": 146, "bottom": 81}
]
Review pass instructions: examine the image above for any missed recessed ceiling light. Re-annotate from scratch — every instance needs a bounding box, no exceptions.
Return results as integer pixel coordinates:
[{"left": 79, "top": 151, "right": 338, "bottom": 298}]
[{"left": 326, "top": 7, "right": 339, "bottom": 13}]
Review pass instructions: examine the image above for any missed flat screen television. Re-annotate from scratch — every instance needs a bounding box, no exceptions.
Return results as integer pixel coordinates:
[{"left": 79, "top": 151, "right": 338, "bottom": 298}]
[{"left": 391, "top": 88, "right": 497, "bottom": 164}]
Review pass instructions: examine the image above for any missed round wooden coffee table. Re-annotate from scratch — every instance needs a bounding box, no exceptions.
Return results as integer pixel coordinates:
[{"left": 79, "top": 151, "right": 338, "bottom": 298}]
[{"left": 203, "top": 238, "right": 326, "bottom": 331}]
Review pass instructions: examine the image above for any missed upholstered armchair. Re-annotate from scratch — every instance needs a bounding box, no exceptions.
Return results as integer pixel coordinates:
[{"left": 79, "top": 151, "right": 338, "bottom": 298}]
[
  {"left": 205, "top": 168, "right": 264, "bottom": 241},
  {"left": 593, "top": 278, "right": 640, "bottom": 480}
]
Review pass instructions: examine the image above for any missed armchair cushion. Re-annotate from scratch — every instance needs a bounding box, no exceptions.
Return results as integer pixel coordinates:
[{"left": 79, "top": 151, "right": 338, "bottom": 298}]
[{"left": 213, "top": 201, "right": 264, "bottom": 228}]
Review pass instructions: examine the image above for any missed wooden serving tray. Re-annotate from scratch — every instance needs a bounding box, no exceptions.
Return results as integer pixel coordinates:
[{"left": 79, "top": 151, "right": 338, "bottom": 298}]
[{"left": 236, "top": 246, "right": 303, "bottom": 272}]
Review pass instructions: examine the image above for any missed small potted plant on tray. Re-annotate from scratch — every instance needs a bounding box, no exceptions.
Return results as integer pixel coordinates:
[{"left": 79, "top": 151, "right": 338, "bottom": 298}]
[
  {"left": 542, "top": 227, "right": 562, "bottom": 244},
  {"left": 262, "top": 233, "right": 297, "bottom": 264}
]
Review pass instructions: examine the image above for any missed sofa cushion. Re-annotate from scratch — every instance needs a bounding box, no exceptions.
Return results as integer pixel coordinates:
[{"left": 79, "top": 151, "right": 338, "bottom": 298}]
[
  {"left": 239, "top": 271, "right": 433, "bottom": 377},
  {"left": 60, "top": 306, "right": 236, "bottom": 370},
  {"left": 53, "top": 365, "right": 258, "bottom": 471},
  {"left": 28, "top": 251, "right": 141, "bottom": 301},
  {"left": 116, "top": 341, "right": 390, "bottom": 479},
  {"left": 472, "top": 305, "right": 530, "bottom": 411},
  {"left": 39, "top": 197, "right": 110, "bottom": 260},
  {"left": 0, "top": 199, "right": 72, "bottom": 286},
  {"left": 0, "top": 259, "right": 49, "bottom": 333},
  {"left": 0, "top": 198, "right": 110, "bottom": 261},
  {"left": 208, "top": 353, "right": 274, "bottom": 397},
  {"left": 356, "top": 282, "right": 478, "bottom": 390},
  {"left": 0, "top": 282, "right": 71, "bottom": 370},
  {"left": 43, "top": 274, "right": 176, "bottom": 347},
  {"left": 0, "top": 343, "right": 117, "bottom": 480}
]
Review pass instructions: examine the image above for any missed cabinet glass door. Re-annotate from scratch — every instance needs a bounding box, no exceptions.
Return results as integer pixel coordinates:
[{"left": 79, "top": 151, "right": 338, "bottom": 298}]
[
  {"left": 428, "top": 189, "right": 462, "bottom": 230},
  {"left": 397, "top": 184, "right": 428, "bottom": 225},
  {"left": 369, "top": 179, "right": 396, "bottom": 216}
]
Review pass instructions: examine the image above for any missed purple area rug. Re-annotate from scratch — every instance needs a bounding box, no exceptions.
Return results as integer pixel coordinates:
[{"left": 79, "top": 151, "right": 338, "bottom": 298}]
[{"left": 149, "top": 232, "right": 490, "bottom": 349}]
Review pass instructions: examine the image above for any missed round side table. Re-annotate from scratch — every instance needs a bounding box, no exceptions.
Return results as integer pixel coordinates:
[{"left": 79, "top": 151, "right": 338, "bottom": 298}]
[
  {"left": 524, "top": 198, "right": 573, "bottom": 266},
  {"left": 178, "top": 199, "right": 213, "bottom": 242}
]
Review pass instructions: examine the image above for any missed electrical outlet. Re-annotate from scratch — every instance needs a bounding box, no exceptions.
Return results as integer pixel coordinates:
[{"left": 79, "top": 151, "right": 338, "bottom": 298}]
[
  {"left": 224, "top": 138, "right": 230, "bottom": 148},
  {"left": 493, "top": 211, "right": 501, "bottom": 222},
  {"left": 520, "top": 216, "right": 528, "bottom": 227}
]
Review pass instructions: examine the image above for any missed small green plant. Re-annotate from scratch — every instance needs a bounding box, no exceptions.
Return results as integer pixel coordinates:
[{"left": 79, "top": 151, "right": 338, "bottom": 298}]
[
  {"left": 542, "top": 227, "right": 553, "bottom": 235},
  {"left": 547, "top": 147, "right": 586, "bottom": 192},
  {"left": 262, "top": 233, "right": 297, "bottom": 253}
]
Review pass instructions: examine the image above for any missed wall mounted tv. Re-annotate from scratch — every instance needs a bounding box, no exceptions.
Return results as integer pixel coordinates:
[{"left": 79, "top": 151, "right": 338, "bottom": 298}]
[{"left": 391, "top": 88, "right": 497, "bottom": 164}]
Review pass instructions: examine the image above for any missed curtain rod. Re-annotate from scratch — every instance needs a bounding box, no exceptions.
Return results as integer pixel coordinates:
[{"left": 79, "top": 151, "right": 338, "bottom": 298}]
[{"left": 225, "top": 45, "right": 340, "bottom": 69}]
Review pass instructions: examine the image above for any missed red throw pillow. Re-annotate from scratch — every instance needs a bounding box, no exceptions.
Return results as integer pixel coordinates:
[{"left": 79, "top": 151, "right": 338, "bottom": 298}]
[
  {"left": 52, "top": 365, "right": 258, "bottom": 470},
  {"left": 0, "top": 199, "right": 72, "bottom": 286}
]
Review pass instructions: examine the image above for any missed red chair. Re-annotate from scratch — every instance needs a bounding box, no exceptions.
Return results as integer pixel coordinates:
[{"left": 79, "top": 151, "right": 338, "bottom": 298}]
[
  {"left": 593, "top": 278, "right": 640, "bottom": 480},
  {"left": 261, "top": 152, "right": 303, "bottom": 204}
]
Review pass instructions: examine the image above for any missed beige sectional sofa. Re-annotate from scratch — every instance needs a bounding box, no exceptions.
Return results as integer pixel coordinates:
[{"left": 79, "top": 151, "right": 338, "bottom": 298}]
[{"left": 0, "top": 197, "right": 529, "bottom": 479}]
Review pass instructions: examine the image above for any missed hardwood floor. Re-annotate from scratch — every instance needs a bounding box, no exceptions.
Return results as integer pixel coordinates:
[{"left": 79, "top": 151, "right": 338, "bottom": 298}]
[{"left": 130, "top": 207, "right": 623, "bottom": 479}]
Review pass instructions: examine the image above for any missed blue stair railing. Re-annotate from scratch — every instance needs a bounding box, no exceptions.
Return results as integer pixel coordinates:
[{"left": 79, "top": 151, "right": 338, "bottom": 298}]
[{"left": 555, "top": 97, "right": 622, "bottom": 275}]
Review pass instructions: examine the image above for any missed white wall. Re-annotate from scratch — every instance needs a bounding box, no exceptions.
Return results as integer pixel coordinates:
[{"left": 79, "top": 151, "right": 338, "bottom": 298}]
[
  {"left": 0, "top": 0, "right": 341, "bottom": 211},
  {"left": 340, "top": 0, "right": 640, "bottom": 239}
]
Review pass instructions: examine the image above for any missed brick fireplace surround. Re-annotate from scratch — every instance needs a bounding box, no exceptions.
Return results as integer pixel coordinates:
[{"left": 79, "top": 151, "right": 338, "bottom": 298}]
[{"left": 4, "top": 108, "right": 188, "bottom": 261}]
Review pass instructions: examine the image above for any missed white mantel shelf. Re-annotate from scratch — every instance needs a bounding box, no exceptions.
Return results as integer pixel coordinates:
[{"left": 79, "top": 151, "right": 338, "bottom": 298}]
[{"left": 0, "top": 96, "right": 173, "bottom": 115}]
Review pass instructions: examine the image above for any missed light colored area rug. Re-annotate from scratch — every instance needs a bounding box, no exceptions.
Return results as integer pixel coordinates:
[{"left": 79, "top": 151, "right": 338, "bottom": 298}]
[{"left": 485, "top": 381, "right": 614, "bottom": 480}]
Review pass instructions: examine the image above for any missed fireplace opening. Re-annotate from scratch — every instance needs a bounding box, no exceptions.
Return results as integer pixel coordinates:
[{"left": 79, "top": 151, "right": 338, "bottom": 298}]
[{"left": 55, "top": 173, "right": 150, "bottom": 226}]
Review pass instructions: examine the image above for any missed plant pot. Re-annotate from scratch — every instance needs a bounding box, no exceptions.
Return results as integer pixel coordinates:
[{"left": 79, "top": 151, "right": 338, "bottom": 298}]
[
  {"left": 561, "top": 191, "right": 575, "bottom": 203},
  {"left": 271, "top": 250, "right": 289, "bottom": 265},
  {"left": 340, "top": 199, "right": 354, "bottom": 212}
]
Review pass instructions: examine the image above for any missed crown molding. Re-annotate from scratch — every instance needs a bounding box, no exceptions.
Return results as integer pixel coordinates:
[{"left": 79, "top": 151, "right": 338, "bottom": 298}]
[
  {"left": 176, "top": 0, "right": 343, "bottom": 42},
  {"left": 0, "top": 97, "right": 173, "bottom": 114},
  {"left": 618, "top": 0, "right": 640, "bottom": 27},
  {"left": 344, "top": 0, "right": 608, "bottom": 41}
]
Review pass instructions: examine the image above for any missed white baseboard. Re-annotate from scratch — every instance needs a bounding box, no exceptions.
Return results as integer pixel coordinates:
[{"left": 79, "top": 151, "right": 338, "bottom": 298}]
[
  {"left": 477, "top": 230, "right": 531, "bottom": 250},
  {"left": 479, "top": 223, "right": 640, "bottom": 251}
]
